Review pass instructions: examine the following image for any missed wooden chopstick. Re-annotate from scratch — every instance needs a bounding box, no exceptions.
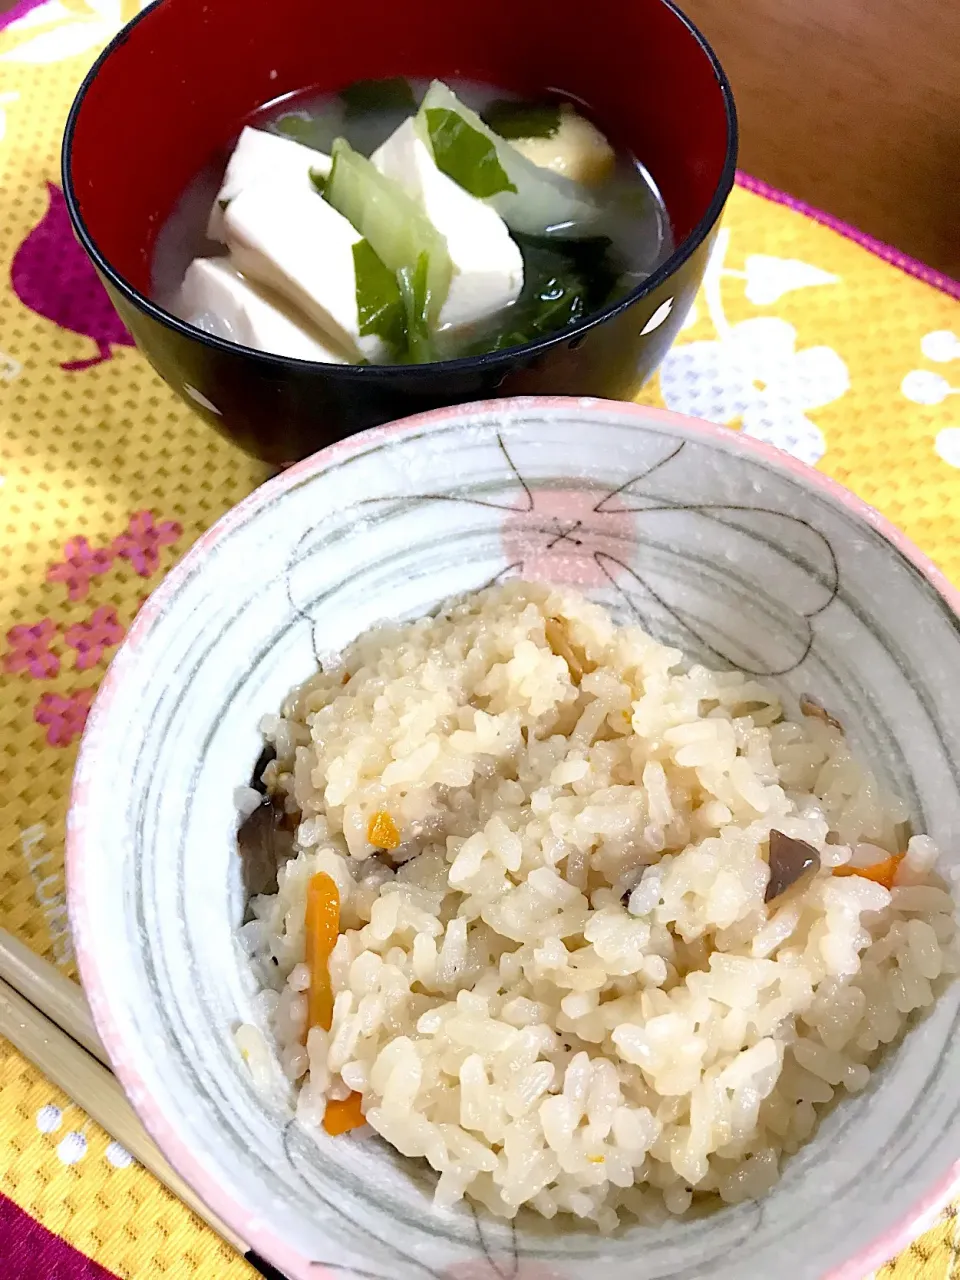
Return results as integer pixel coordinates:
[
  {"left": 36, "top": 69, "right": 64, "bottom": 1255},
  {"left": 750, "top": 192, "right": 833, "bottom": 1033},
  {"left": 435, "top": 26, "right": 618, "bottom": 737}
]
[
  {"left": 0, "top": 926, "right": 106, "bottom": 1065},
  {"left": 0, "top": 932, "right": 259, "bottom": 1262},
  {"left": 0, "top": 972, "right": 249, "bottom": 1252}
]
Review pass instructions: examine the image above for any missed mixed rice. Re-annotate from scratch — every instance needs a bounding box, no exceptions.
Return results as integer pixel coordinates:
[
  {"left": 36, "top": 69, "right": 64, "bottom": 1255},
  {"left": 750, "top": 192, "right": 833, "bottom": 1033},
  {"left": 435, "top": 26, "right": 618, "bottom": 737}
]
[{"left": 236, "top": 582, "right": 957, "bottom": 1229}]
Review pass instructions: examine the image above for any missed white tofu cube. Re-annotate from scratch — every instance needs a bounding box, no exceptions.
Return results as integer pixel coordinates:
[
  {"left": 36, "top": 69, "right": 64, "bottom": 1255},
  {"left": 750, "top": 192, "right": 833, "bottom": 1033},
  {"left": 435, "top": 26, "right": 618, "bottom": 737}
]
[
  {"left": 178, "top": 257, "right": 349, "bottom": 363},
  {"left": 208, "top": 126, "right": 332, "bottom": 242},
  {"left": 372, "top": 119, "right": 523, "bottom": 333},
  {"left": 222, "top": 187, "right": 387, "bottom": 363}
]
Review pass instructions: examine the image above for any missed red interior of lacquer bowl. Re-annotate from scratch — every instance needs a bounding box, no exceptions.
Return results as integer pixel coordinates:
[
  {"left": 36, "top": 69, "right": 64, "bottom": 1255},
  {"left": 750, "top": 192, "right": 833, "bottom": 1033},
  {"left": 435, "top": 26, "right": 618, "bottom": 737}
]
[{"left": 68, "top": 0, "right": 732, "bottom": 298}]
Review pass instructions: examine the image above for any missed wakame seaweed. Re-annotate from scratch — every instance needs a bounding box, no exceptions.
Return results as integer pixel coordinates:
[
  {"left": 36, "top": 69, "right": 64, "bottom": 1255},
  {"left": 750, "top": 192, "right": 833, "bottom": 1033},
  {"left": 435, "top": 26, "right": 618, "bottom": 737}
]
[
  {"left": 340, "top": 77, "right": 417, "bottom": 117},
  {"left": 472, "top": 234, "right": 624, "bottom": 353},
  {"left": 482, "top": 99, "right": 562, "bottom": 141}
]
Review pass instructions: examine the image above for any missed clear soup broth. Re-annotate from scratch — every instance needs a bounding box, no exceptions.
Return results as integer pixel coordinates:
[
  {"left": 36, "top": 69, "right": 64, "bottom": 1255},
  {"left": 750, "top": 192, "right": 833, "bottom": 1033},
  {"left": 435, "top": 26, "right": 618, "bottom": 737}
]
[{"left": 152, "top": 77, "right": 674, "bottom": 364}]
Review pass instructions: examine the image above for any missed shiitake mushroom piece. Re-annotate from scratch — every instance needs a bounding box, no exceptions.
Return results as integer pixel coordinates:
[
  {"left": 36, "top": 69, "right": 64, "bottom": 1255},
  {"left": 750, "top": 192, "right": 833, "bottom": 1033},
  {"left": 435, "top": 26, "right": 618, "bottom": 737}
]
[
  {"left": 249, "top": 742, "right": 277, "bottom": 796},
  {"left": 237, "top": 800, "right": 292, "bottom": 903},
  {"left": 765, "top": 829, "right": 821, "bottom": 904},
  {"left": 238, "top": 743, "right": 293, "bottom": 911}
]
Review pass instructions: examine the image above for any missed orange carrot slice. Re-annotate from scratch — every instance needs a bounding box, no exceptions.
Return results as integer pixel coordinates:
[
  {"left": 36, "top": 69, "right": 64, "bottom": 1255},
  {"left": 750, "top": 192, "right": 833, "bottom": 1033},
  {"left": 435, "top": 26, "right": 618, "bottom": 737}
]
[
  {"left": 833, "top": 853, "right": 904, "bottom": 890},
  {"left": 305, "top": 871, "right": 340, "bottom": 1033},
  {"left": 305, "top": 879, "right": 363, "bottom": 1136},
  {"left": 322, "top": 1091, "right": 366, "bottom": 1135},
  {"left": 367, "top": 809, "right": 401, "bottom": 850}
]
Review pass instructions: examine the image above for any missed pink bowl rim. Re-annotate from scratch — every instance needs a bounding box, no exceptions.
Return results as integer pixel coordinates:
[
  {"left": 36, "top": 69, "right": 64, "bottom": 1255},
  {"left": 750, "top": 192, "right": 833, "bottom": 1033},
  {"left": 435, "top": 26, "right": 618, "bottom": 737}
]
[{"left": 67, "top": 395, "right": 960, "bottom": 1280}]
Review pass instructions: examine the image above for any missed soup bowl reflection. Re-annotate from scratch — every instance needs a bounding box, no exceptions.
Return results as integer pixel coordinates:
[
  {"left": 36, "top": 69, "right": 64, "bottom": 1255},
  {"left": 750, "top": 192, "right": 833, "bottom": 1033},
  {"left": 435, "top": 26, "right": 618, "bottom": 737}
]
[{"left": 61, "top": 0, "right": 736, "bottom": 466}]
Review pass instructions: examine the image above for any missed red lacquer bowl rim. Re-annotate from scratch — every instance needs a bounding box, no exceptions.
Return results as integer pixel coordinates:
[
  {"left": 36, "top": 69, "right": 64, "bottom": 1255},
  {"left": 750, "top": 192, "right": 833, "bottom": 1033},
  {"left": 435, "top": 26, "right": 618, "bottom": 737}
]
[
  {"left": 67, "top": 397, "right": 960, "bottom": 1280},
  {"left": 60, "top": 0, "right": 738, "bottom": 378}
]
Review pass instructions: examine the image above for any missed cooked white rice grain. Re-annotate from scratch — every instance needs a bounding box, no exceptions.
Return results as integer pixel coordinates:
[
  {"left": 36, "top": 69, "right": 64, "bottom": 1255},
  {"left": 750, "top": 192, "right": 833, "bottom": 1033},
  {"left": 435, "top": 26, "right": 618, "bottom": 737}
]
[{"left": 237, "top": 582, "right": 957, "bottom": 1228}]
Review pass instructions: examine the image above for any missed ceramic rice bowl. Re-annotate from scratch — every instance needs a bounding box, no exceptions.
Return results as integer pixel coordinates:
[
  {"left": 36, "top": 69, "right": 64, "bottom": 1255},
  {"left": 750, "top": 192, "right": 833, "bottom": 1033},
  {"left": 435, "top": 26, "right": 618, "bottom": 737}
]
[{"left": 67, "top": 397, "right": 960, "bottom": 1280}]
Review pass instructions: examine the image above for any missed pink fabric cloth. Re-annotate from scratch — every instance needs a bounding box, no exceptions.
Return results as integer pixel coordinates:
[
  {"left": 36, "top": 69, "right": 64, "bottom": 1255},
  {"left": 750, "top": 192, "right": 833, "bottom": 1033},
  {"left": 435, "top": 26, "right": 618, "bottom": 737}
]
[
  {"left": 0, "top": 1192, "right": 119, "bottom": 1280},
  {"left": 0, "top": 0, "right": 46, "bottom": 33},
  {"left": 735, "top": 171, "right": 960, "bottom": 300}
]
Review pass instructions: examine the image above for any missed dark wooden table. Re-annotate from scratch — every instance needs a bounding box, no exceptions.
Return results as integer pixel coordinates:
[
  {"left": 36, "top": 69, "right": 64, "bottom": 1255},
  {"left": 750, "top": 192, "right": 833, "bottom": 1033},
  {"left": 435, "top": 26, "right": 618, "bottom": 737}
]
[
  {"left": 2, "top": 0, "right": 957, "bottom": 276},
  {"left": 682, "top": 0, "right": 960, "bottom": 278}
]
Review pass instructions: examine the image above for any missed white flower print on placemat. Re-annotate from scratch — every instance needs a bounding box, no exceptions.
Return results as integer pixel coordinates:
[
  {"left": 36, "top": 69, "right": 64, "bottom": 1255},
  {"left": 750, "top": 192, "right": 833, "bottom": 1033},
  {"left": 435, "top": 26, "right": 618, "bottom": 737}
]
[
  {"left": 902, "top": 331, "right": 959, "bottom": 405},
  {"left": 35, "top": 1103, "right": 63, "bottom": 1133},
  {"left": 659, "top": 230, "right": 849, "bottom": 465},
  {"left": 900, "top": 332, "right": 960, "bottom": 468},
  {"left": 934, "top": 429, "right": 960, "bottom": 468},
  {"left": 0, "top": 0, "right": 148, "bottom": 64},
  {"left": 920, "top": 330, "right": 960, "bottom": 363},
  {"left": 56, "top": 1129, "right": 88, "bottom": 1165},
  {"left": 33, "top": 1100, "right": 136, "bottom": 1169},
  {"left": 902, "top": 370, "right": 960, "bottom": 406},
  {"left": 105, "top": 1140, "right": 134, "bottom": 1168},
  {"left": 1, "top": 349, "right": 22, "bottom": 383},
  {"left": 729, "top": 255, "right": 839, "bottom": 306}
]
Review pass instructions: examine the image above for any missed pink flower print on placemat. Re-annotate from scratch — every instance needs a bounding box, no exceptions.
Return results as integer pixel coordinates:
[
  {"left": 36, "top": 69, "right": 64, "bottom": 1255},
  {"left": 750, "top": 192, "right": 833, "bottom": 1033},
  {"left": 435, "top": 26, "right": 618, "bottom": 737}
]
[
  {"left": 64, "top": 606, "right": 124, "bottom": 671},
  {"left": 11, "top": 182, "right": 134, "bottom": 371},
  {"left": 3, "top": 619, "right": 60, "bottom": 678},
  {"left": 46, "top": 535, "right": 115, "bottom": 601},
  {"left": 34, "top": 686, "right": 95, "bottom": 747},
  {"left": 112, "top": 510, "right": 183, "bottom": 577}
]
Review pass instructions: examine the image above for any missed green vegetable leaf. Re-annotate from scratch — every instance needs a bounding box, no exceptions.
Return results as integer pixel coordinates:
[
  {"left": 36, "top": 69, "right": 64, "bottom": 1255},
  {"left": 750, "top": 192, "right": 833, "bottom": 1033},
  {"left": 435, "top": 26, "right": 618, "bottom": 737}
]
[
  {"left": 474, "top": 280, "right": 586, "bottom": 354},
  {"left": 532, "top": 273, "right": 588, "bottom": 331},
  {"left": 397, "top": 251, "right": 436, "bottom": 363},
  {"left": 340, "top": 76, "right": 416, "bottom": 118},
  {"left": 272, "top": 114, "right": 327, "bottom": 147},
  {"left": 418, "top": 82, "right": 600, "bottom": 237},
  {"left": 308, "top": 167, "right": 327, "bottom": 195},
  {"left": 482, "top": 99, "right": 562, "bottom": 141},
  {"left": 497, "top": 271, "right": 587, "bottom": 348},
  {"left": 424, "top": 107, "right": 518, "bottom": 199},
  {"left": 352, "top": 239, "right": 405, "bottom": 352},
  {"left": 325, "top": 138, "right": 452, "bottom": 329},
  {"left": 468, "top": 237, "right": 619, "bottom": 355},
  {"left": 514, "top": 232, "right": 621, "bottom": 310}
]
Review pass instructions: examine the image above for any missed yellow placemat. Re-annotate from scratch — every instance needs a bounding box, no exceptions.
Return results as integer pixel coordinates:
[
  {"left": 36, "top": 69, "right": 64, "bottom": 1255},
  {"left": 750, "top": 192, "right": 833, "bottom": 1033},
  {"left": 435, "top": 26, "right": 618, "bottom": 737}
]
[{"left": 0, "top": 5, "right": 958, "bottom": 1277}]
